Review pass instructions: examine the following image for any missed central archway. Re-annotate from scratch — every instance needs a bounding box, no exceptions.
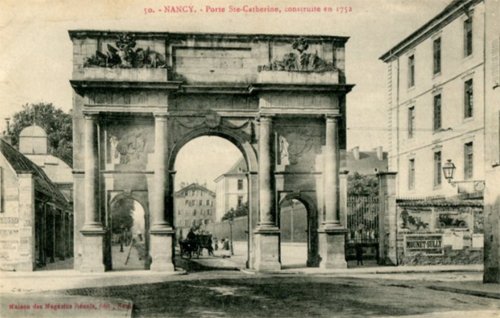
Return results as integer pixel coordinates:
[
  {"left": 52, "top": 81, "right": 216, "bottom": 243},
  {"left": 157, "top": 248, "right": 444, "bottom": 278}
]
[{"left": 167, "top": 126, "right": 259, "bottom": 269}]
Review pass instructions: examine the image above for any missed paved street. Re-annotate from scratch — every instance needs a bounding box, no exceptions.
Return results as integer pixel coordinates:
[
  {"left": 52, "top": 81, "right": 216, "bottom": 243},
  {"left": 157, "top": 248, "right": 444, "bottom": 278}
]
[
  {"left": 1, "top": 242, "right": 498, "bottom": 318},
  {"left": 60, "top": 270, "right": 499, "bottom": 318}
]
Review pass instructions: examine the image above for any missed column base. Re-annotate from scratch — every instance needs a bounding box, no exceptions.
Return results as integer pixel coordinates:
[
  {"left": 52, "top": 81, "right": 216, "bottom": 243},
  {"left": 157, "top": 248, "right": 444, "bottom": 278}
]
[
  {"left": 253, "top": 227, "right": 281, "bottom": 272},
  {"left": 150, "top": 227, "right": 175, "bottom": 272},
  {"left": 79, "top": 229, "right": 106, "bottom": 272},
  {"left": 484, "top": 267, "right": 500, "bottom": 283},
  {"left": 318, "top": 227, "right": 347, "bottom": 269}
]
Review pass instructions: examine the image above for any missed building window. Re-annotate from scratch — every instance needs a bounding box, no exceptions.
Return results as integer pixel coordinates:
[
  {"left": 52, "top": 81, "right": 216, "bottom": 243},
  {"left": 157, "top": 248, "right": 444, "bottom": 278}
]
[
  {"left": 237, "top": 195, "right": 243, "bottom": 207},
  {"left": 433, "top": 37, "right": 441, "bottom": 74},
  {"left": 206, "top": 199, "right": 210, "bottom": 205},
  {"left": 434, "top": 151, "right": 442, "bottom": 186},
  {"left": 237, "top": 179, "right": 244, "bottom": 190},
  {"left": 408, "top": 54, "right": 415, "bottom": 87},
  {"left": 464, "top": 16, "right": 473, "bottom": 57},
  {"left": 185, "top": 200, "right": 188, "bottom": 205},
  {"left": 199, "top": 200, "right": 202, "bottom": 206},
  {"left": 464, "top": 142, "right": 473, "bottom": 180},
  {"left": 408, "top": 159, "right": 415, "bottom": 190},
  {"left": 433, "top": 94, "right": 442, "bottom": 131},
  {"left": 408, "top": 106, "right": 415, "bottom": 138},
  {"left": 193, "top": 209, "right": 197, "bottom": 216},
  {"left": 464, "top": 79, "right": 473, "bottom": 118}
]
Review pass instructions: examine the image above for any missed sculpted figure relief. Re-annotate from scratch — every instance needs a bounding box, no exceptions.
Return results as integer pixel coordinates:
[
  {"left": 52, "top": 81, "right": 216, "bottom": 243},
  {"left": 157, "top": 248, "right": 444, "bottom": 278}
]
[{"left": 84, "top": 33, "right": 166, "bottom": 69}]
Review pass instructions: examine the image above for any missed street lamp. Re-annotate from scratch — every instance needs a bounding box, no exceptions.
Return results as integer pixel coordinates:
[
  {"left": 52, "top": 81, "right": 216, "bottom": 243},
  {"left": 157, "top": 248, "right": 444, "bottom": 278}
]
[
  {"left": 442, "top": 159, "right": 456, "bottom": 182},
  {"left": 442, "top": 159, "right": 485, "bottom": 191},
  {"left": 228, "top": 215, "right": 234, "bottom": 256}
]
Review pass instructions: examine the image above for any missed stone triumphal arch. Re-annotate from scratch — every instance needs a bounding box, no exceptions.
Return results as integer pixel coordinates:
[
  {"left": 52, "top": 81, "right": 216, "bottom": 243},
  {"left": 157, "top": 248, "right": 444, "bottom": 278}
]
[{"left": 70, "top": 31, "right": 354, "bottom": 272}]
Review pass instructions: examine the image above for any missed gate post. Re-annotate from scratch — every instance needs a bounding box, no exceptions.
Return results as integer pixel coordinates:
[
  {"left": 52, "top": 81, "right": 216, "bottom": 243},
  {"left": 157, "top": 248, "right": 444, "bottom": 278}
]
[
  {"left": 378, "top": 172, "right": 398, "bottom": 265},
  {"left": 253, "top": 116, "right": 281, "bottom": 271}
]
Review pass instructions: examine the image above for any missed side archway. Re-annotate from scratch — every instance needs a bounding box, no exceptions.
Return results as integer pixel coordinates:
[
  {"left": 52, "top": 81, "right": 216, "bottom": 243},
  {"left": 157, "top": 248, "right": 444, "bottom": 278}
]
[{"left": 279, "top": 192, "right": 320, "bottom": 267}]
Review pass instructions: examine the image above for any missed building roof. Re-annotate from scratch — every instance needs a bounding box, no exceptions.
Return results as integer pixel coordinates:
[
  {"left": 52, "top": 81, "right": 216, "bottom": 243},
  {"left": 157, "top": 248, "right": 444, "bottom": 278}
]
[
  {"left": 25, "top": 154, "right": 73, "bottom": 184},
  {"left": 175, "top": 183, "right": 215, "bottom": 197},
  {"left": 380, "top": 0, "right": 479, "bottom": 61},
  {"left": 341, "top": 149, "right": 388, "bottom": 175},
  {"left": 19, "top": 125, "right": 47, "bottom": 138},
  {"left": 214, "top": 158, "right": 247, "bottom": 183},
  {"left": 0, "top": 138, "right": 68, "bottom": 206}
]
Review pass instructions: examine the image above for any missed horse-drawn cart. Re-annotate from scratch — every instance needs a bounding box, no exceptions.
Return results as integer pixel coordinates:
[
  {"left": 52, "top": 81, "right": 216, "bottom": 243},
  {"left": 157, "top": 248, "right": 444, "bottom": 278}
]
[{"left": 179, "top": 234, "right": 214, "bottom": 258}]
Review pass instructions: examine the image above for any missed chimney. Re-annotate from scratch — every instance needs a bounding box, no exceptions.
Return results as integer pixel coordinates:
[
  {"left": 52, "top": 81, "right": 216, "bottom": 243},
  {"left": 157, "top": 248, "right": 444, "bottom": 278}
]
[
  {"left": 2, "top": 117, "right": 12, "bottom": 145},
  {"left": 352, "top": 146, "right": 360, "bottom": 160},
  {"left": 376, "top": 146, "right": 383, "bottom": 161}
]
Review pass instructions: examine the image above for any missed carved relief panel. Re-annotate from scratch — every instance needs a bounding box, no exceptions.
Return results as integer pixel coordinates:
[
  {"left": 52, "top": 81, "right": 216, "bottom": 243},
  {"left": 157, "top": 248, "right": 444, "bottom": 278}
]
[{"left": 102, "top": 118, "right": 155, "bottom": 171}]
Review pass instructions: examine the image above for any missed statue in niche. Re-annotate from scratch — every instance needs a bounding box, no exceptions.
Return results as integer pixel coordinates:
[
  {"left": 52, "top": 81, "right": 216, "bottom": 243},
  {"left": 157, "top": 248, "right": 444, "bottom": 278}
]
[
  {"left": 278, "top": 135, "right": 290, "bottom": 166},
  {"left": 109, "top": 135, "right": 120, "bottom": 164}
]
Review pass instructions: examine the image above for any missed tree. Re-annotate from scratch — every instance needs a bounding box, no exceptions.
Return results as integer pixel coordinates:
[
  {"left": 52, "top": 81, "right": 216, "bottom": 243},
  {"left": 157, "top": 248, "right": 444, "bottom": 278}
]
[
  {"left": 222, "top": 202, "right": 249, "bottom": 221},
  {"left": 9, "top": 103, "right": 73, "bottom": 165},
  {"left": 110, "top": 197, "right": 134, "bottom": 234},
  {"left": 348, "top": 172, "right": 379, "bottom": 196}
]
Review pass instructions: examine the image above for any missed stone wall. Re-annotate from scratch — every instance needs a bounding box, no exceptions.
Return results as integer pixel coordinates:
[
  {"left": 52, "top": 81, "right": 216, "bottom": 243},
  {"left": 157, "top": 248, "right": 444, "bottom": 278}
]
[
  {"left": 0, "top": 164, "right": 35, "bottom": 271},
  {"left": 395, "top": 200, "right": 483, "bottom": 265}
]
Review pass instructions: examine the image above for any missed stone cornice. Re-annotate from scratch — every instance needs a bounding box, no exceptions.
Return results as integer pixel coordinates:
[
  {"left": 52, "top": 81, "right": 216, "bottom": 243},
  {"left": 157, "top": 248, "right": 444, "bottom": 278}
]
[
  {"left": 71, "top": 80, "right": 355, "bottom": 95},
  {"left": 70, "top": 80, "right": 182, "bottom": 95},
  {"left": 380, "top": 0, "right": 481, "bottom": 62},
  {"left": 250, "top": 83, "right": 355, "bottom": 93},
  {"left": 68, "top": 30, "right": 349, "bottom": 44}
]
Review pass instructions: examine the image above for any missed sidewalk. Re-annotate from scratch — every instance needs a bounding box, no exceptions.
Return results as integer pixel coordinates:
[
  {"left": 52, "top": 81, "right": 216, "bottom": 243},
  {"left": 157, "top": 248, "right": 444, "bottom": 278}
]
[
  {"left": 0, "top": 269, "right": 186, "bottom": 294},
  {"left": 426, "top": 281, "right": 500, "bottom": 300}
]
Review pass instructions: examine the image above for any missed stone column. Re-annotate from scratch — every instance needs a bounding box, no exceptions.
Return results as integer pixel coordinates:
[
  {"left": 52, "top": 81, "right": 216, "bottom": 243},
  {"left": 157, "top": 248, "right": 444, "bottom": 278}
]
[
  {"left": 59, "top": 211, "right": 65, "bottom": 260},
  {"left": 51, "top": 209, "right": 56, "bottom": 263},
  {"left": 318, "top": 115, "right": 347, "bottom": 269},
  {"left": 253, "top": 116, "right": 281, "bottom": 271},
  {"left": 80, "top": 113, "right": 105, "bottom": 272},
  {"left": 149, "top": 113, "right": 175, "bottom": 272}
]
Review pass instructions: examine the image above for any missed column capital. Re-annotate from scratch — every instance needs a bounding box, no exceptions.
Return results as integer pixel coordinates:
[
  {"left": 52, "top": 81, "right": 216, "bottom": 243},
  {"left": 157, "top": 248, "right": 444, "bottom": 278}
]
[
  {"left": 154, "top": 112, "right": 169, "bottom": 119},
  {"left": 325, "top": 114, "right": 341, "bottom": 121},
  {"left": 83, "top": 111, "right": 99, "bottom": 119},
  {"left": 258, "top": 114, "right": 274, "bottom": 122}
]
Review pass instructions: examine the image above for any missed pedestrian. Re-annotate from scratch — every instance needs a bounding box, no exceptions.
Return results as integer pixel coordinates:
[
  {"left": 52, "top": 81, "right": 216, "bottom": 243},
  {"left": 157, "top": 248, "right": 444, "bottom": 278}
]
[
  {"left": 355, "top": 243, "right": 364, "bottom": 266},
  {"left": 213, "top": 237, "right": 219, "bottom": 251}
]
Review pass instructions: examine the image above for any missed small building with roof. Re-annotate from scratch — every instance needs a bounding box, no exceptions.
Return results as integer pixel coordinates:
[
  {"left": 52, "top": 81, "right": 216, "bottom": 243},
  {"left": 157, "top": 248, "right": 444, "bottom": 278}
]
[{"left": 0, "top": 137, "right": 72, "bottom": 271}]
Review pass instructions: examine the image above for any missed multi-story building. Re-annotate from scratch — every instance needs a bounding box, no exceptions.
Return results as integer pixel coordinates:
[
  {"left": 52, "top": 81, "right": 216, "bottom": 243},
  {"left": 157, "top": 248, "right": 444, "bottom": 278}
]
[
  {"left": 482, "top": 0, "right": 500, "bottom": 283},
  {"left": 214, "top": 158, "right": 248, "bottom": 221},
  {"left": 174, "top": 183, "right": 216, "bottom": 235},
  {"left": 381, "top": 0, "right": 487, "bottom": 198}
]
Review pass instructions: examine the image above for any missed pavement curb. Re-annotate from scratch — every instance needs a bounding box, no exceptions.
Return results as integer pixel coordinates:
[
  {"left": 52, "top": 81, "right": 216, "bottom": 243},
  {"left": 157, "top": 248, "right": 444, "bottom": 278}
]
[{"left": 427, "top": 286, "right": 500, "bottom": 300}]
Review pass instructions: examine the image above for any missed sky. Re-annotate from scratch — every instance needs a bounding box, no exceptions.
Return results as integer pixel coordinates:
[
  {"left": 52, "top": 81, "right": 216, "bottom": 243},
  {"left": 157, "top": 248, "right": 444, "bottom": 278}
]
[{"left": 0, "top": 0, "right": 451, "bottom": 188}]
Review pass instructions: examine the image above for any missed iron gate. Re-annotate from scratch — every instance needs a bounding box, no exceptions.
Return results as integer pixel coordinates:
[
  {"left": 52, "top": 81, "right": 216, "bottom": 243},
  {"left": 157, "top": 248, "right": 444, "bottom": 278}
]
[{"left": 346, "top": 196, "right": 379, "bottom": 261}]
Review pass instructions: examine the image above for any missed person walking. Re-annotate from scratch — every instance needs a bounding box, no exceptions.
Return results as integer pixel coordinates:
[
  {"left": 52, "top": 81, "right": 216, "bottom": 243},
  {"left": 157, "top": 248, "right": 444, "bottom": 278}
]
[{"left": 355, "top": 243, "right": 364, "bottom": 266}]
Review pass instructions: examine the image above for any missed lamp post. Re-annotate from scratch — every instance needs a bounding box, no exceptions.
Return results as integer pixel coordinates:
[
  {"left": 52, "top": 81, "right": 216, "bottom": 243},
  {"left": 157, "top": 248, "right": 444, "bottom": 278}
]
[
  {"left": 229, "top": 215, "right": 234, "bottom": 256},
  {"left": 229, "top": 214, "right": 234, "bottom": 256},
  {"left": 442, "top": 159, "right": 485, "bottom": 190}
]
